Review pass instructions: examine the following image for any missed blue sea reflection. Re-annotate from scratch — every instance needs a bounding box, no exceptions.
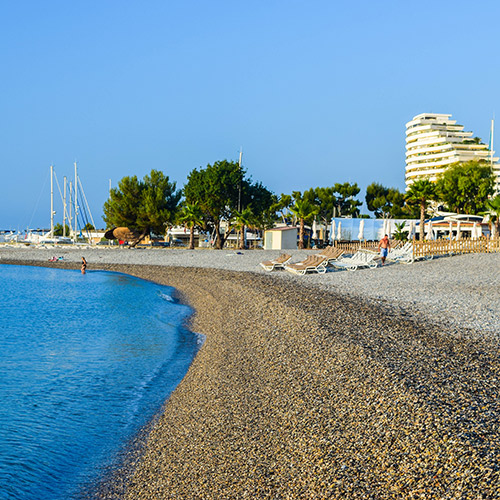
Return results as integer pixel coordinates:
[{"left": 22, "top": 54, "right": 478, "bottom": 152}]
[{"left": 0, "top": 265, "right": 201, "bottom": 500}]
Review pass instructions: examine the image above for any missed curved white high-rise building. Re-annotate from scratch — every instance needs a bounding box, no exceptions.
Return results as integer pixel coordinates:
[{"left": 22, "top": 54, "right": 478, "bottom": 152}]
[{"left": 405, "top": 113, "right": 500, "bottom": 193}]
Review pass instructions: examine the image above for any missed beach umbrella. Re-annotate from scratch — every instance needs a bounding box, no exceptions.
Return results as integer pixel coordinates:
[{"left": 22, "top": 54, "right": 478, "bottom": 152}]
[
  {"left": 472, "top": 222, "right": 482, "bottom": 239},
  {"left": 112, "top": 227, "right": 140, "bottom": 242},
  {"left": 408, "top": 221, "right": 415, "bottom": 240},
  {"left": 337, "top": 220, "right": 342, "bottom": 240},
  {"left": 448, "top": 221, "right": 453, "bottom": 240},
  {"left": 357, "top": 219, "right": 365, "bottom": 241},
  {"left": 425, "top": 220, "right": 434, "bottom": 240},
  {"left": 330, "top": 219, "right": 336, "bottom": 243},
  {"left": 104, "top": 228, "right": 116, "bottom": 240},
  {"left": 312, "top": 219, "right": 318, "bottom": 239},
  {"left": 456, "top": 221, "right": 461, "bottom": 240}
]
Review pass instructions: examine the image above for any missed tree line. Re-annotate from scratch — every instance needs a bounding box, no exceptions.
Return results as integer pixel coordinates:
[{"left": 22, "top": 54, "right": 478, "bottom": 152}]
[{"left": 103, "top": 159, "right": 500, "bottom": 249}]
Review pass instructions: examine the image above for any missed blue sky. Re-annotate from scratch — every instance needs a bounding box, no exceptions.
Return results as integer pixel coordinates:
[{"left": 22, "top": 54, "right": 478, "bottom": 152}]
[{"left": 1, "top": 0, "right": 499, "bottom": 229}]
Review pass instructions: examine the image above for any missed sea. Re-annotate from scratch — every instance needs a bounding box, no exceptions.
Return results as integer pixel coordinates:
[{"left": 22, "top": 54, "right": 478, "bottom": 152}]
[{"left": 0, "top": 264, "right": 202, "bottom": 500}]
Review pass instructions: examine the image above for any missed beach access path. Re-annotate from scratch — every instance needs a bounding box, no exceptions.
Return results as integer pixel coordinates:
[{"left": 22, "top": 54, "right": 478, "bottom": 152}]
[{"left": 1, "top": 247, "right": 499, "bottom": 498}]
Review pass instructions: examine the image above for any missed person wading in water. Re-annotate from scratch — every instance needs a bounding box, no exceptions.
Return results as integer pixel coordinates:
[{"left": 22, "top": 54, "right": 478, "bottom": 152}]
[{"left": 81, "top": 257, "right": 87, "bottom": 274}]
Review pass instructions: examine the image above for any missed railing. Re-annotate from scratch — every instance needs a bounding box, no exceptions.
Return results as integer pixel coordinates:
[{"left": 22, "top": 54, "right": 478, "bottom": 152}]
[
  {"left": 333, "top": 240, "right": 380, "bottom": 254},
  {"left": 333, "top": 237, "right": 500, "bottom": 260},
  {"left": 413, "top": 237, "right": 500, "bottom": 259}
]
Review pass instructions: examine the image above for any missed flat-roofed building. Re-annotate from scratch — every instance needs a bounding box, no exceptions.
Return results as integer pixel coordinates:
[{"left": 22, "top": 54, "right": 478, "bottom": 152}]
[{"left": 405, "top": 113, "right": 500, "bottom": 193}]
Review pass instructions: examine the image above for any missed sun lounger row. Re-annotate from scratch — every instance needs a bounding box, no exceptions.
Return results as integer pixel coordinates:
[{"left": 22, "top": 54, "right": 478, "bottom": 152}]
[
  {"left": 260, "top": 246, "right": 380, "bottom": 275},
  {"left": 330, "top": 250, "right": 378, "bottom": 271},
  {"left": 386, "top": 242, "right": 414, "bottom": 264},
  {"left": 317, "top": 246, "right": 345, "bottom": 263},
  {"left": 259, "top": 253, "right": 292, "bottom": 271},
  {"left": 284, "top": 255, "right": 328, "bottom": 275}
]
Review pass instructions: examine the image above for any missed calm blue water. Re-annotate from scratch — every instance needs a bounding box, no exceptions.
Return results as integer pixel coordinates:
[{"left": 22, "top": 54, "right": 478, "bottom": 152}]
[{"left": 0, "top": 265, "right": 202, "bottom": 500}]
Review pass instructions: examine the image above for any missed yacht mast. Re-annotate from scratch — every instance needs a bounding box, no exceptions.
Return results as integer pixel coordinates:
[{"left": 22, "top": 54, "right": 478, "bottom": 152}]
[
  {"left": 63, "top": 176, "right": 67, "bottom": 237},
  {"left": 491, "top": 118, "right": 495, "bottom": 168},
  {"left": 74, "top": 161, "right": 78, "bottom": 241},
  {"left": 238, "top": 148, "right": 243, "bottom": 212},
  {"left": 69, "top": 181, "right": 73, "bottom": 237},
  {"left": 50, "top": 165, "right": 54, "bottom": 237}
]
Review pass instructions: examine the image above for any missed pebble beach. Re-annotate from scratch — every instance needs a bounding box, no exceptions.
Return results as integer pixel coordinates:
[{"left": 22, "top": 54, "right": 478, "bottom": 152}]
[{"left": 1, "top": 246, "right": 500, "bottom": 498}]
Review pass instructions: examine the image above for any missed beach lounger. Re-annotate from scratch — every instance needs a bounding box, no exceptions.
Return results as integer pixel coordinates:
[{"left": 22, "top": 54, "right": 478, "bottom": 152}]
[
  {"left": 331, "top": 250, "right": 378, "bottom": 271},
  {"left": 387, "top": 242, "right": 414, "bottom": 264},
  {"left": 260, "top": 253, "right": 292, "bottom": 271},
  {"left": 284, "top": 255, "right": 328, "bottom": 275},
  {"left": 318, "top": 246, "right": 345, "bottom": 264}
]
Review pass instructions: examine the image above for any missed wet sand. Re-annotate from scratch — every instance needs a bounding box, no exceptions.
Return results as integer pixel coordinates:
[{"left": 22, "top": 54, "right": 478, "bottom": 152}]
[{"left": 3, "top": 259, "right": 500, "bottom": 498}]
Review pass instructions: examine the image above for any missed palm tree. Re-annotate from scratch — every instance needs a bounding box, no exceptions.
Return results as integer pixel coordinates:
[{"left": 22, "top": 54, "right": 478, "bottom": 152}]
[
  {"left": 482, "top": 195, "right": 500, "bottom": 238},
  {"left": 232, "top": 207, "right": 254, "bottom": 249},
  {"left": 177, "top": 202, "right": 203, "bottom": 249},
  {"left": 393, "top": 221, "right": 409, "bottom": 241},
  {"left": 405, "top": 180, "right": 437, "bottom": 241},
  {"left": 290, "top": 197, "right": 318, "bottom": 249}
]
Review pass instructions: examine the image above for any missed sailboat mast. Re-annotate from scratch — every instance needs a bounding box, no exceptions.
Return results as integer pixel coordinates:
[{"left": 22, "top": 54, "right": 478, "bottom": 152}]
[
  {"left": 63, "top": 176, "right": 67, "bottom": 237},
  {"left": 491, "top": 118, "right": 495, "bottom": 168},
  {"left": 50, "top": 165, "right": 54, "bottom": 238},
  {"left": 74, "top": 161, "right": 78, "bottom": 241},
  {"left": 69, "top": 181, "right": 73, "bottom": 237},
  {"left": 238, "top": 148, "right": 243, "bottom": 212}
]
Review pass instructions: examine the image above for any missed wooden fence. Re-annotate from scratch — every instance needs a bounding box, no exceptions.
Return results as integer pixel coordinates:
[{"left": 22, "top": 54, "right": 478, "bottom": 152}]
[
  {"left": 332, "top": 237, "right": 500, "bottom": 260},
  {"left": 333, "top": 240, "right": 380, "bottom": 254},
  {"left": 413, "top": 237, "right": 500, "bottom": 259}
]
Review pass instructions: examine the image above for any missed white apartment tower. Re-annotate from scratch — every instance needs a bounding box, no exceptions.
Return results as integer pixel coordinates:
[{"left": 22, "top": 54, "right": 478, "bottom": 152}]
[{"left": 405, "top": 113, "right": 500, "bottom": 192}]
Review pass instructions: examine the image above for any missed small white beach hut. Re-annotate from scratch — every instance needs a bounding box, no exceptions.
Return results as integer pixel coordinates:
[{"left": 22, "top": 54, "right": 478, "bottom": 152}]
[{"left": 263, "top": 226, "right": 298, "bottom": 250}]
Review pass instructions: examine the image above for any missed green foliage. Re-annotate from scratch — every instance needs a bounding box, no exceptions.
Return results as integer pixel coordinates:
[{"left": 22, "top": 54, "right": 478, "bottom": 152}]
[
  {"left": 333, "top": 182, "right": 362, "bottom": 217},
  {"left": 365, "top": 183, "right": 412, "bottom": 218},
  {"left": 177, "top": 202, "right": 203, "bottom": 229},
  {"left": 436, "top": 161, "right": 495, "bottom": 214},
  {"left": 393, "top": 221, "right": 409, "bottom": 241},
  {"left": 290, "top": 192, "right": 319, "bottom": 249},
  {"left": 242, "top": 181, "right": 275, "bottom": 230},
  {"left": 232, "top": 207, "right": 256, "bottom": 249},
  {"left": 83, "top": 223, "right": 95, "bottom": 231},
  {"left": 365, "top": 182, "right": 388, "bottom": 218},
  {"left": 271, "top": 194, "right": 292, "bottom": 223},
  {"left": 482, "top": 195, "right": 500, "bottom": 236},
  {"left": 53, "top": 223, "right": 70, "bottom": 236},
  {"left": 103, "top": 170, "right": 181, "bottom": 243},
  {"left": 307, "top": 187, "right": 335, "bottom": 226},
  {"left": 405, "top": 179, "right": 437, "bottom": 241},
  {"left": 290, "top": 193, "right": 319, "bottom": 224},
  {"left": 233, "top": 207, "right": 255, "bottom": 230},
  {"left": 183, "top": 160, "right": 274, "bottom": 249},
  {"left": 463, "top": 137, "right": 483, "bottom": 145},
  {"left": 184, "top": 160, "right": 241, "bottom": 235},
  {"left": 406, "top": 179, "right": 437, "bottom": 207},
  {"left": 177, "top": 202, "right": 204, "bottom": 249}
]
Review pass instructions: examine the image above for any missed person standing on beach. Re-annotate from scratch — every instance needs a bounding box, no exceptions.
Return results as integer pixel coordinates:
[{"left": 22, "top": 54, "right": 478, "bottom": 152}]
[
  {"left": 378, "top": 234, "right": 390, "bottom": 266},
  {"left": 81, "top": 257, "right": 87, "bottom": 274}
]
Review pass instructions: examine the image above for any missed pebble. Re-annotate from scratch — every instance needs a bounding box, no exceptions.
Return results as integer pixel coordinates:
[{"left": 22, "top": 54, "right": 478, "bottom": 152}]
[{"left": 1, "top": 247, "right": 500, "bottom": 498}]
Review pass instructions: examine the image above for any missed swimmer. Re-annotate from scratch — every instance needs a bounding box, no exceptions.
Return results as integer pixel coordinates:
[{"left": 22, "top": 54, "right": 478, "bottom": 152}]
[{"left": 81, "top": 256, "right": 87, "bottom": 274}]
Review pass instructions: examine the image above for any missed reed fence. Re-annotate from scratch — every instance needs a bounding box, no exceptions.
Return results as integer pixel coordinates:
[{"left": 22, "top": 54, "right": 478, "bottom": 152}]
[{"left": 413, "top": 237, "right": 500, "bottom": 259}]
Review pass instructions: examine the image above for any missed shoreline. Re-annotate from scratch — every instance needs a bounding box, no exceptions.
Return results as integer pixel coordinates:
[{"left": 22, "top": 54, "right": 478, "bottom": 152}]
[
  {"left": 1, "top": 247, "right": 499, "bottom": 337},
  {"left": 2, "top": 258, "right": 500, "bottom": 497}
]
